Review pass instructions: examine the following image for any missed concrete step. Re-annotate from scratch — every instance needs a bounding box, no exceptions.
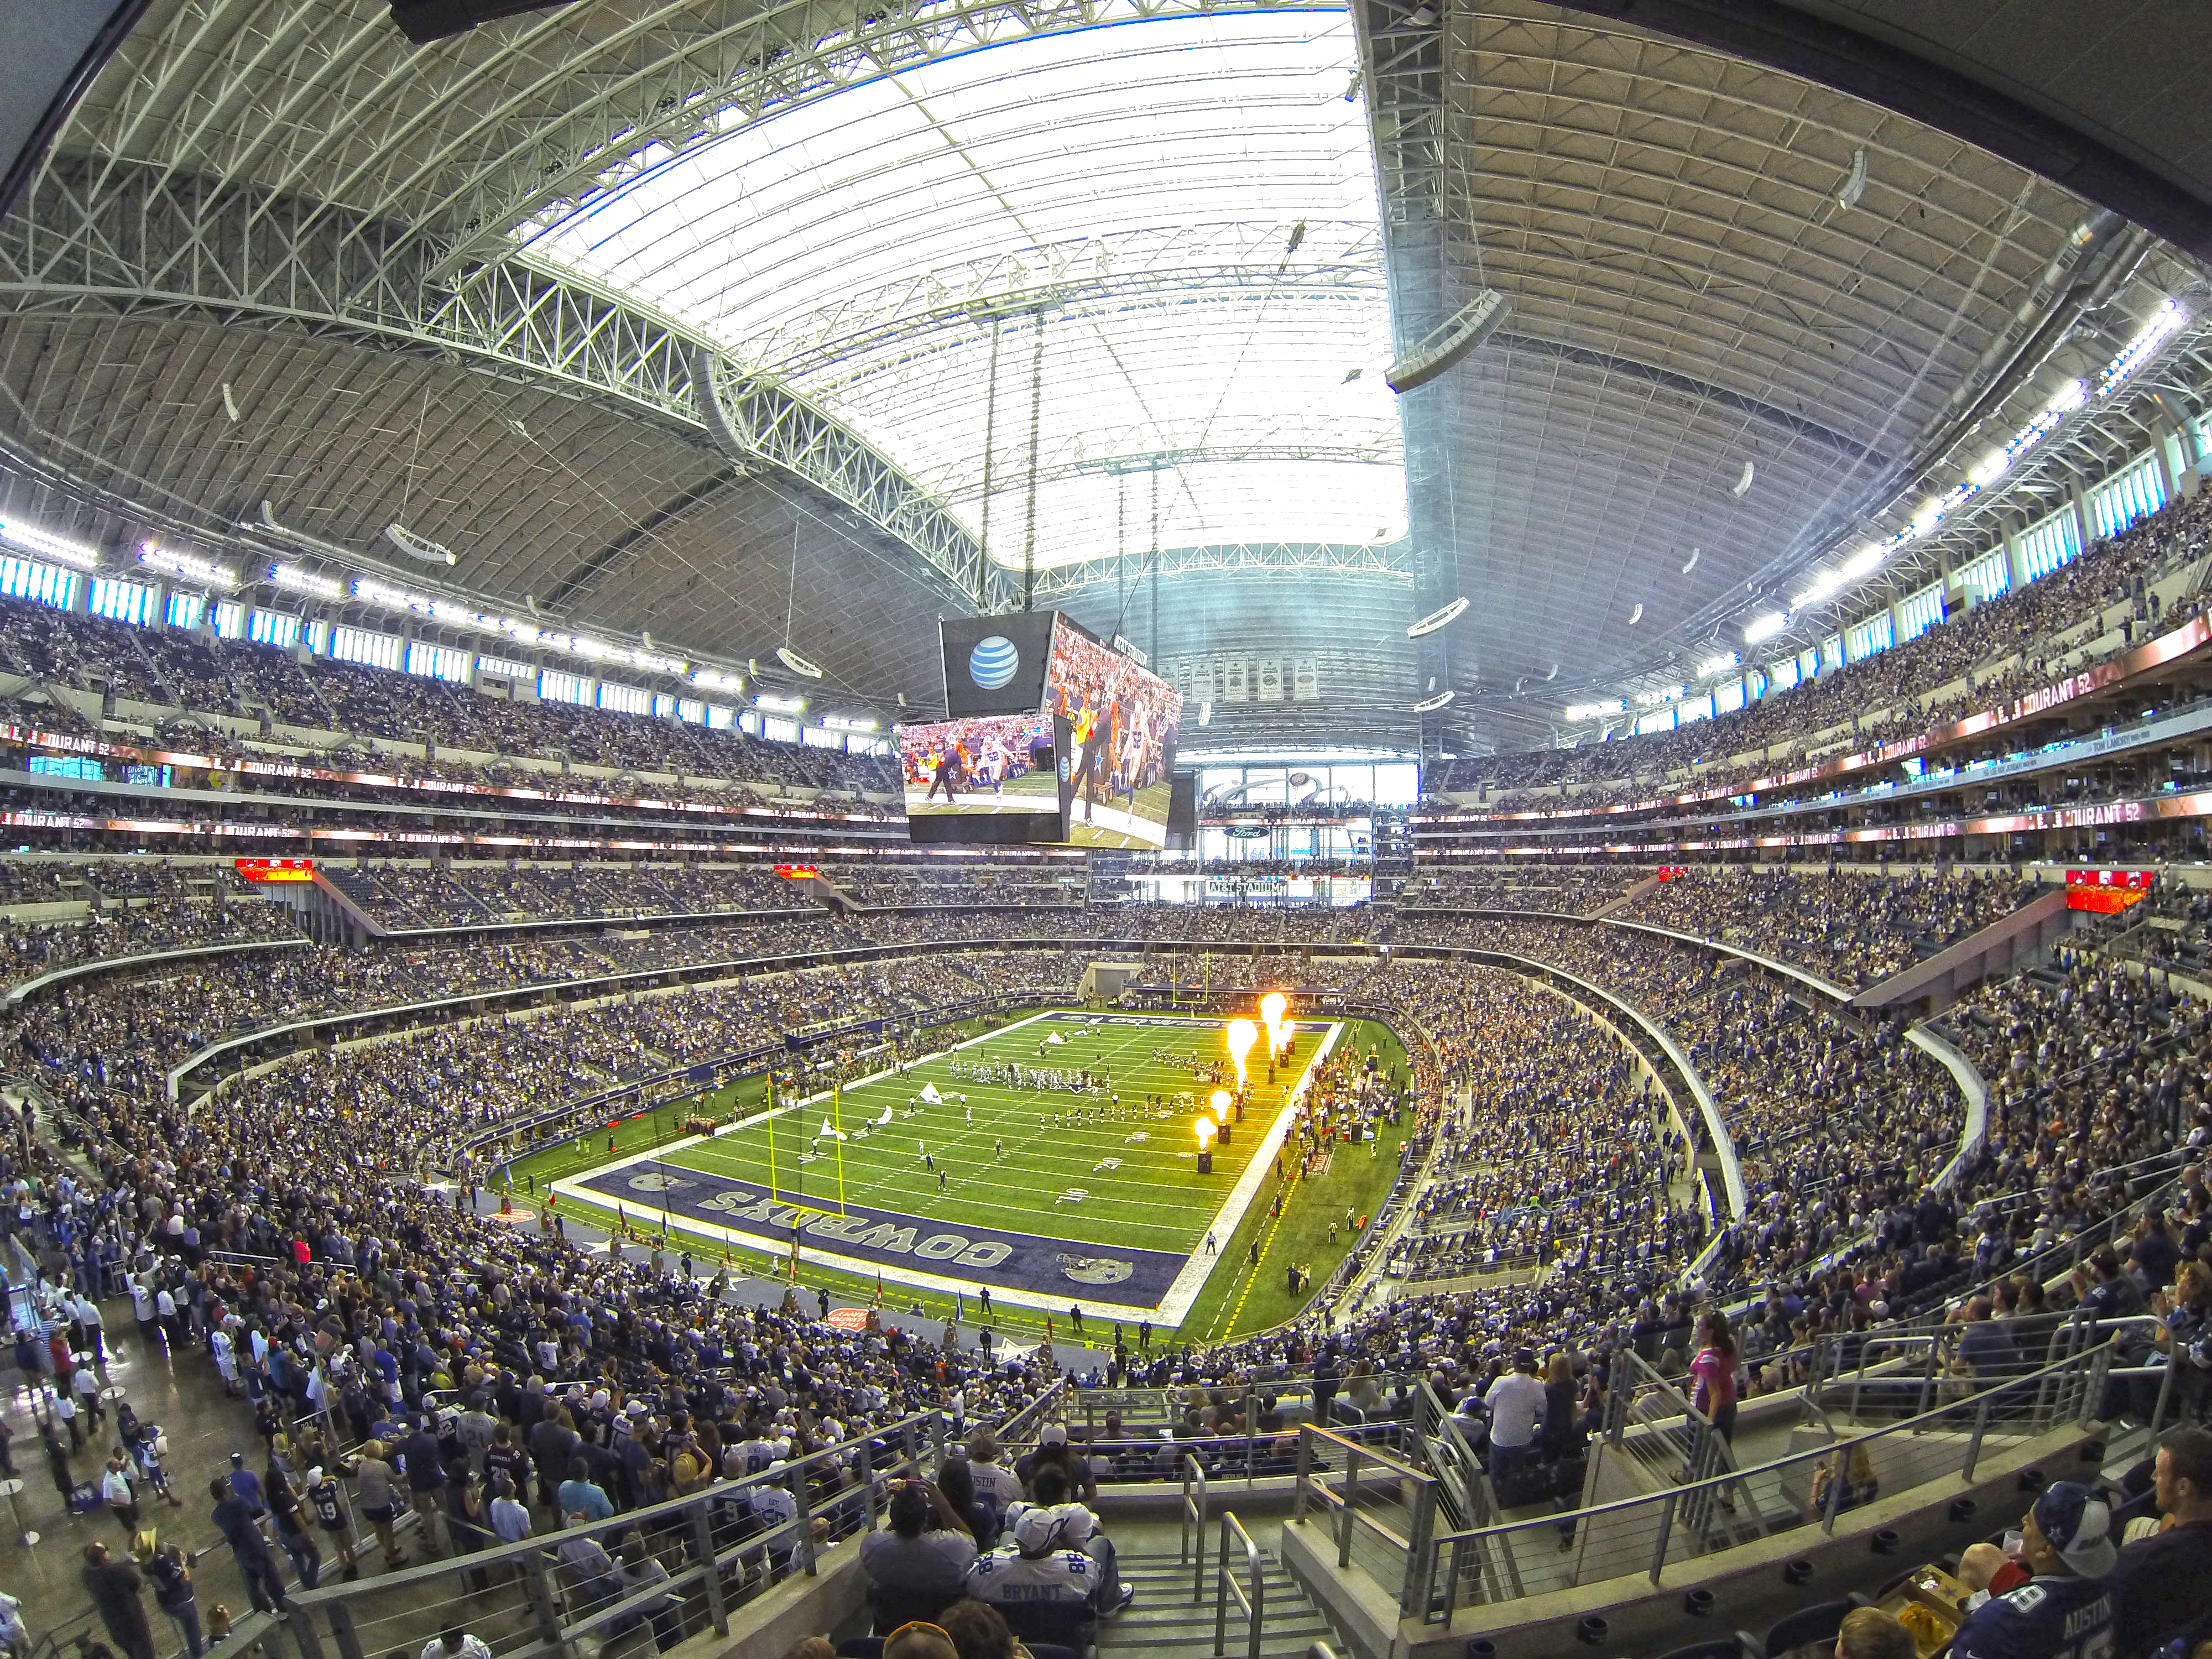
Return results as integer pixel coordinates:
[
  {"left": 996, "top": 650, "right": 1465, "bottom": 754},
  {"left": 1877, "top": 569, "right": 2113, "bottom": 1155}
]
[{"left": 1100, "top": 1547, "right": 1333, "bottom": 1659}]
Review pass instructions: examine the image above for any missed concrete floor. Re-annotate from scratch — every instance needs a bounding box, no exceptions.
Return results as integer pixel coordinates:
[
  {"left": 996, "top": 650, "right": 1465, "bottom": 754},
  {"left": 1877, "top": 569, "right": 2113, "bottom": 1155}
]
[{"left": 4, "top": 1317, "right": 325, "bottom": 1652}]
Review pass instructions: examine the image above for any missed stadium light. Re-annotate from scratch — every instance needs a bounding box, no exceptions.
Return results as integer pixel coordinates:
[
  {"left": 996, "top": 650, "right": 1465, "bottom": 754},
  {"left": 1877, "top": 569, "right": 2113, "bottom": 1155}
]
[
  {"left": 138, "top": 542, "right": 239, "bottom": 590},
  {"left": 0, "top": 520, "right": 101, "bottom": 570},
  {"left": 1563, "top": 698, "right": 1624, "bottom": 721},
  {"left": 754, "top": 693, "right": 806, "bottom": 714},
  {"left": 1406, "top": 597, "right": 1468, "bottom": 638},
  {"left": 1742, "top": 612, "right": 1788, "bottom": 644},
  {"left": 270, "top": 561, "right": 343, "bottom": 599},
  {"left": 1695, "top": 651, "right": 1739, "bottom": 679}
]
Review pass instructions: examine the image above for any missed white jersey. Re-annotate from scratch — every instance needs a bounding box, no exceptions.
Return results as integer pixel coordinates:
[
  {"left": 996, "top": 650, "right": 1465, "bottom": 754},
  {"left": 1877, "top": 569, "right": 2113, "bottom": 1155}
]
[{"left": 964, "top": 1545, "right": 1095, "bottom": 1610}]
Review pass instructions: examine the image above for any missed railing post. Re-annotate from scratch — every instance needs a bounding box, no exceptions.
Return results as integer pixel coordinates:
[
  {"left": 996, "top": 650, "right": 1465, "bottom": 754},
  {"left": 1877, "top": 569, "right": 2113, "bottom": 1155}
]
[
  {"left": 2079, "top": 1346, "right": 2112, "bottom": 1430},
  {"left": 286, "top": 1605, "right": 328, "bottom": 1659},
  {"left": 1820, "top": 1444, "right": 1848, "bottom": 1535},
  {"left": 324, "top": 1601, "right": 366, "bottom": 1659},
  {"left": 1404, "top": 1477, "right": 1436, "bottom": 1620},
  {"left": 1916, "top": 1335, "right": 1942, "bottom": 1422},
  {"left": 794, "top": 1462, "right": 819, "bottom": 1577},
  {"left": 1340, "top": 1445, "right": 1363, "bottom": 1568},
  {"left": 2148, "top": 1354, "right": 2178, "bottom": 1439},
  {"left": 1292, "top": 1428, "right": 1313, "bottom": 1524},
  {"left": 1963, "top": 1395, "right": 1994, "bottom": 1485},
  {"left": 692, "top": 1496, "right": 729, "bottom": 1636},
  {"left": 1648, "top": 1491, "right": 1677, "bottom": 1585},
  {"left": 1214, "top": 1520, "right": 1230, "bottom": 1659},
  {"left": 1247, "top": 1526, "right": 1265, "bottom": 1659},
  {"left": 518, "top": 1546, "right": 567, "bottom": 1656}
]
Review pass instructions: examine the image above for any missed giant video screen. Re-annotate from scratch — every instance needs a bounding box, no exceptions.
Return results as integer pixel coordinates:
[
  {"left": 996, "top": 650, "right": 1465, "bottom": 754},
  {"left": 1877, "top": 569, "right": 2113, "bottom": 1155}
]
[
  {"left": 1045, "top": 617, "right": 1183, "bottom": 851},
  {"left": 895, "top": 712, "right": 1066, "bottom": 846}
]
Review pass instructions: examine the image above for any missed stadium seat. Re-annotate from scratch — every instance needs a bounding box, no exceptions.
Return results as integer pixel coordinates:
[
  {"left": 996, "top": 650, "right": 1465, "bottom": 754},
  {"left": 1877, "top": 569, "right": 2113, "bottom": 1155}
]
[
  {"left": 1761, "top": 1593, "right": 1871, "bottom": 1658},
  {"left": 1652, "top": 1635, "right": 1760, "bottom": 1659},
  {"left": 868, "top": 1585, "right": 954, "bottom": 1634},
  {"left": 999, "top": 1601, "right": 1097, "bottom": 1656}
]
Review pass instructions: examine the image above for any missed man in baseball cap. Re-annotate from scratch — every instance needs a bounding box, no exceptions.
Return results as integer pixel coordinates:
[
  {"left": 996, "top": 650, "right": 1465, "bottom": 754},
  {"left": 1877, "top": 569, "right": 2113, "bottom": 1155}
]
[{"left": 1950, "top": 1480, "right": 2116, "bottom": 1659}]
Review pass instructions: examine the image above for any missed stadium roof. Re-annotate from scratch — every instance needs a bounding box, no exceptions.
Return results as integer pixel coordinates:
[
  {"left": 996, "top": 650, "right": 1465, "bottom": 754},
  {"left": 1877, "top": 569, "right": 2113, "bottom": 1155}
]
[
  {"left": 1, "top": 0, "right": 2206, "bottom": 751},
  {"left": 526, "top": 12, "right": 1406, "bottom": 578}
]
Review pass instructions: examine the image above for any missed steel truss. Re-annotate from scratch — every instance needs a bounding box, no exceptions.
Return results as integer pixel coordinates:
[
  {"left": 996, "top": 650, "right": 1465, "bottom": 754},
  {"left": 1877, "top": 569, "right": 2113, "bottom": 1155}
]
[
  {"left": 1027, "top": 540, "right": 1412, "bottom": 599},
  {"left": 753, "top": 221, "right": 1387, "bottom": 377},
  {"left": 1352, "top": 0, "right": 1463, "bottom": 740},
  {"left": 1792, "top": 308, "right": 2212, "bottom": 623},
  {"left": 0, "top": 153, "right": 998, "bottom": 607}
]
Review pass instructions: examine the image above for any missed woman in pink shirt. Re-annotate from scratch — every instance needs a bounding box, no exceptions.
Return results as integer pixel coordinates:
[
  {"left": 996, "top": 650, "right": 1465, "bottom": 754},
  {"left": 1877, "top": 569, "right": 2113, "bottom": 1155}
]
[{"left": 1688, "top": 1311, "right": 1741, "bottom": 1511}]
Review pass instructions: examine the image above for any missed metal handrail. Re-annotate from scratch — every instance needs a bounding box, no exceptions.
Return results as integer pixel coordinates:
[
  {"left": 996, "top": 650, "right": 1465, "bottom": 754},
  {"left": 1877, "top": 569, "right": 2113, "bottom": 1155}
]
[
  {"left": 1414, "top": 1339, "right": 2119, "bottom": 1625},
  {"left": 1215, "top": 1512, "right": 1264, "bottom": 1659},
  {"left": 183, "top": 1405, "right": 951, "bottom": 1659},
  {"left": 1180, "top": 1453, "right": 1209, "bottom": 1604}
]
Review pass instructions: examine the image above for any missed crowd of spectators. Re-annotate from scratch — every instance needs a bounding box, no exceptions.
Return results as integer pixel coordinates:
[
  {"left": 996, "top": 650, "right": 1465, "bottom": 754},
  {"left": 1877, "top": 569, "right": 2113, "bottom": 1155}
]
[
  {"left": 0, "top": 853, "right": 2208, "bottom": 1659},
  {"left": 0, "top": 590, "right": 899, "bottom": 800},
  {"left": 1391, "top": 971, "right": 1700, "bottom": 1286},
  {"left": 1623, "top": 866, "right": 2028, "bottom": 989},
  {"left": 1444, "top": 486, "right": 2212, "bottom": 804},
  {"left": 1397, "top": 867, "right": 1634, "bottom": 916},
  {"left": 0, "top": 893, "right": 300, "bottom": 983}
]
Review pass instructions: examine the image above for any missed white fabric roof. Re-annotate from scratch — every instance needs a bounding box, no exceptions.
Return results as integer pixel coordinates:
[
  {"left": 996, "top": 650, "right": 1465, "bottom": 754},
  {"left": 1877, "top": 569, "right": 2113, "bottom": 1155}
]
[{"left": 528, "top": 10, "right": 1406, "bottom": 568}]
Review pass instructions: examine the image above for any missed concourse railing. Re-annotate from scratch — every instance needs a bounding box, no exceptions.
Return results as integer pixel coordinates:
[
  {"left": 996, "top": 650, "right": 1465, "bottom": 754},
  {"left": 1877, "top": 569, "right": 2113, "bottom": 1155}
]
[
  {"left": 1289, "top": 1423, "right": 1441, "bottom": 1618},
  {"left": 1385, "top": 1342, "right": 2127, "bottom": 1626},
  {"left": 192, "top": 1408, "right": 951, "bottom": 1659}
]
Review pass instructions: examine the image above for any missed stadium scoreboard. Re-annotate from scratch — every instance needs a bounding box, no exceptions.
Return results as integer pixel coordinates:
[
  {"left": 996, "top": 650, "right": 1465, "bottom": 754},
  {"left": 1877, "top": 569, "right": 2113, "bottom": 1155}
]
[{"left": 898, "top": 612, "right": 1183, "bottom": 851}]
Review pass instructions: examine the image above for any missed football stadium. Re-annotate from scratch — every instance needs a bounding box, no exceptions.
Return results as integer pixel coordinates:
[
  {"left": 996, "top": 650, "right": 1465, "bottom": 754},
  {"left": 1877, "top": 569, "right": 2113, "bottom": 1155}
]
[{"left": 3, "top": 6, "right": 2211, "bottom": 1659}]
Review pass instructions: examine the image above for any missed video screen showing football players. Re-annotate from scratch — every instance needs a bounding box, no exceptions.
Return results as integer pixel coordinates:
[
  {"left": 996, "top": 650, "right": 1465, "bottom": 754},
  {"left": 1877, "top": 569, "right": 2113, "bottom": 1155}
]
[
  {"left": 895, "top": 713, "right": 1061, "bottom": 837},
  {"left": 1044, "top": 617, "right": 1183, "bottom": 850}
]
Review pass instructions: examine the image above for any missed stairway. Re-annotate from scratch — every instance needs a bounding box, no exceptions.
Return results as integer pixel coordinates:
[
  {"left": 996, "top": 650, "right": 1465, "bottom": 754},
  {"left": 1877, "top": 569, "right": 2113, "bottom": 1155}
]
[{"left": 1100, "top": 1533, "right": 1339, "bottom": 1659}]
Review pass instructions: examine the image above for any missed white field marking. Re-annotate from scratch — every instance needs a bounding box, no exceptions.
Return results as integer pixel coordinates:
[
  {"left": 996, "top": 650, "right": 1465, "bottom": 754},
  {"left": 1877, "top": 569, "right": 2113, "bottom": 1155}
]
[
  {"left": 1152, "top": 1020, "right": 1346, "bottom": 1326},
  {"left": 547, "top": 1011, "right": 1322, "bottom": 1320}
]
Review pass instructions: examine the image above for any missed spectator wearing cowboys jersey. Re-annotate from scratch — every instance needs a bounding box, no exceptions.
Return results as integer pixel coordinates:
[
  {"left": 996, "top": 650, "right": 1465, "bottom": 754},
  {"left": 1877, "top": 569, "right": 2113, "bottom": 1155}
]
[
  {"left": 1950, "top": 1481, "right": 2116, "bottom": 1659},
  {"left": 964, "top": 1465, "right": 1132, "bottom": 1619}
]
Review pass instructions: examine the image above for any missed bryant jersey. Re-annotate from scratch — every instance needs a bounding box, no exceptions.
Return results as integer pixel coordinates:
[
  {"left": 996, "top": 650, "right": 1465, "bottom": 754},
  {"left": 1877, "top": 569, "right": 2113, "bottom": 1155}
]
[
  {"left": 965, "top": 1546, "right": 1093, "bottom": 1609},
  {"left": 1952, "top": 1574, "right": 2115, "bottom": 1659}
]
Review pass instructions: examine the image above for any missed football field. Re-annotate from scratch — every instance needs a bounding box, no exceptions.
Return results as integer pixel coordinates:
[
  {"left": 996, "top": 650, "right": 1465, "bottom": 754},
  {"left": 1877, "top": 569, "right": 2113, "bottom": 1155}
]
[{"left": 554, "top": 1009, "right": 1340, "bottom": 1321}]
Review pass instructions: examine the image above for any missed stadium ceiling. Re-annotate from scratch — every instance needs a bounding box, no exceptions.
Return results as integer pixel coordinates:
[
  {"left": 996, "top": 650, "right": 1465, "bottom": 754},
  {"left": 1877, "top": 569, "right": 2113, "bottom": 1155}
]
[{"left": 0, "top": 0, "right": 2206, "bottom": 747}]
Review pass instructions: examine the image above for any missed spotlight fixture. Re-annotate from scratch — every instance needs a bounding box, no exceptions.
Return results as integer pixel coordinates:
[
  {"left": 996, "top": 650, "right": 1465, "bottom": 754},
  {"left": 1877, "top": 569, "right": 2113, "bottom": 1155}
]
[
  {"left": 1386, "top": 289, "right": 1509, "bottom": 393},
  {"left": 1837, "top": 148, "right": 1868, "bottom": 212},
  {"left": 1731, "top": 461, "right": 1755, "bottom": 499},
  {"left": 384, "top": 521, "right": 458, "bottom": 567},
  {"left": 1407, "top": 596, "right": 1469, "bottom": 638},
  {"left": 138, "top": 542, "right": 238, "bottom": 590}
]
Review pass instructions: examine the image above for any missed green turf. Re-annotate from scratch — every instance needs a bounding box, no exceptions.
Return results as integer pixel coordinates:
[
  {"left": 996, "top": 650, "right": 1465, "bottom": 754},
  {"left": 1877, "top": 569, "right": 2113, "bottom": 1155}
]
[
  {"left": 652, "top": 1010, "right": 1295, "bottom": 1254},
  {"left": 507, "top": 1008, "right": 1413, "bottom": 1345}
]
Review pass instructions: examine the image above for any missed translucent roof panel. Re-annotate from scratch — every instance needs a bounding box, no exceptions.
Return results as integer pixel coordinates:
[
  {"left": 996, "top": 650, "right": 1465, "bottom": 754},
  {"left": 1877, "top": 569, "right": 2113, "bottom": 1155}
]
[{"left": 526, "top": 9, "right": 1404, "bottom": 567}]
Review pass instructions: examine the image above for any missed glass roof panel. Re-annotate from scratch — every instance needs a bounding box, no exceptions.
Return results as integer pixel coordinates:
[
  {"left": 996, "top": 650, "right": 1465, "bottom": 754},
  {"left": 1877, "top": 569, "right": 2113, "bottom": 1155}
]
[{"left": 527, "top": 9, "right": 1403, "bottom": 568}]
